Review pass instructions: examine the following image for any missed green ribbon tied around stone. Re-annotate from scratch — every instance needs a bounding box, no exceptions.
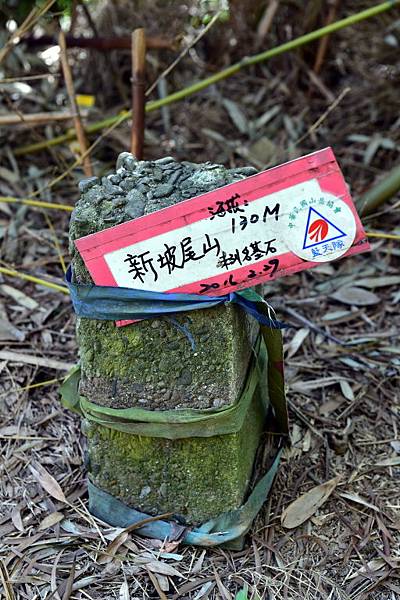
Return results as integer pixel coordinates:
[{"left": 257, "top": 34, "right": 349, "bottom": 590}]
[
  {"left": 61, "top": 328, "right": 287, "bottom": 547},
  {"left": 60, "top": 313, "right": 288, "bottom": 547},
  {"left": 60, "top": 329, "right": 288, "bottom": 439}
]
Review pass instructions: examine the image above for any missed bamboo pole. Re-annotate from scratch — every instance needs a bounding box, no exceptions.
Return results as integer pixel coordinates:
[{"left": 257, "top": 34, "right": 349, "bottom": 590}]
[
  {"left": 23, "top": 33, "right": 176, "bottom": 51},
  {"left": 0, "top": 196, "right": 73, "bottom": 211},
  {"left": 130, "top": 28, "right": 146, "bottom": 159},
  {"left": 58, "top": 30, "right": 93, "bottom": 176},
  {"left": 365, "top": 232, "right": 400, "bottom": 240},
  {"left": 0, "top": 267, "right": 69, "bottom": 294},
  {"left": 14, "top": 0, "right": 400, "bottom": 157},
  {"left": 0, "top": 111, "right": 87, "bottom": 126},
  {"left": 356, "top": 164, "right": 400, "bottom": 216}
]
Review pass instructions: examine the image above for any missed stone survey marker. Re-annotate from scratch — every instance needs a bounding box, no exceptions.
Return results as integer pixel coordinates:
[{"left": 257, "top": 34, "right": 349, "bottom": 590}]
[
  {"left": 75, "top": 147, "right": 369, "bottom": 305},
  {"left": 69, "top": 149, "right": 368, "bottom": 530},
  {"left": 70, "top": 156, "right": 268, "bottom": 525}
]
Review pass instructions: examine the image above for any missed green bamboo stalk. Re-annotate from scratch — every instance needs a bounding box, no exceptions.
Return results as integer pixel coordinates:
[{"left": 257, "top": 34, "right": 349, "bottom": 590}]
[
  {"left": 0, "top": 195, "right": 73, "bottom": 211},
  {"left": 356, "top": 163, "right": 400, "bottom": 216},
  {"left": 15, "top": 0, "right": 399, "bottom": 157},
  {"left": 0, "top": 266, "right": 69, "bottom": 294}
]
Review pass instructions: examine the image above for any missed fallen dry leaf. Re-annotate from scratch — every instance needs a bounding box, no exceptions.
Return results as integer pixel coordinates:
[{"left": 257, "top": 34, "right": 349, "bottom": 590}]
[
  {"left": 330, "top": 286, "right": 380, "bottom": 306},
  {"left": 374, "top": 457, "right": 400, "bottom": 467},
  {"left": 346, "top": 558, "right": 387, "bottom": 580},
  {"left": 38, "top": 511, "right": 65, "bottom": 531},
  {"left": 97, "top": 531, "right": 129, "bottom": 565},
  {"left": 29, "top": 463, "right": 67, "bottom": 503},
  {"left": 338, "top": 491, "right": 379, "bottom": 511},
  {"left": 119, "top": 579, "right": 130, "bottom": 600},
  {"left": 11, "top": 507, "right": 24, "bottom": 532},
  {"left": 146, "top": 560, "right": 184, "bottom": 578},
  {"left": 339, "top": 379, "right": 354, "bottom": 401},
  {"left": 286, "top": 327, "right": 309, "bottom": 358},
  {"left": 281, "top": 476, "right": 341, "bottom": 529},
  {"left": 390, "top": 441, "right": 400, "bottom": 453}
]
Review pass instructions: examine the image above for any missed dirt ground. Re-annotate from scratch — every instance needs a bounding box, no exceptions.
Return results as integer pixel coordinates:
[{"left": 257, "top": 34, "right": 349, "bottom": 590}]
[{"left": 0, "top": 1, "right": 399, "bottom": 599}]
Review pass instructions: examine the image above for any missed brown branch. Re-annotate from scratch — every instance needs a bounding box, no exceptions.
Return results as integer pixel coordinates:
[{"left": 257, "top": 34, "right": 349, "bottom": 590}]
[
  {"left": 23, "top": 34, "right": 177, "bottom": 51},
  {"left": 0, "top": 111, "right": 87, "bottom": 126},
  {"left": 313, "top": 0, "right": 341, "bottom": 74},
  {"left": 257, "top": 0, "right": 280, "bottom": 43},
  {"left": 58, "top": 31, "right": 93, "bottom": 177},
  {"left": 131, "top": 28, "right": 146, "bottom": 160}
]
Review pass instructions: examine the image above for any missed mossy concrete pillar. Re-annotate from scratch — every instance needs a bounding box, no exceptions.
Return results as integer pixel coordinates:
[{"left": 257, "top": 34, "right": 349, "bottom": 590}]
[{"left": 70, "top": 154, "right": 267, "bottom": 524}]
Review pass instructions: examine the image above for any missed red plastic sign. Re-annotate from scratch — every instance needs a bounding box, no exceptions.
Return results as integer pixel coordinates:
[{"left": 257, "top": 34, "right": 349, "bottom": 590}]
[{"left": 75, "top": 148, "right": 369, "bottom": 300}]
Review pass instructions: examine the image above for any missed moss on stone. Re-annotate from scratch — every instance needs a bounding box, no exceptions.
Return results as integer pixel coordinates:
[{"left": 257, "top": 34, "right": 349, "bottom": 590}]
[
  {"left": 85, "top": 383, "right": 267, "bottom": 524},
  {"left": 77, "top": 302, "right": 255, "bottom": 410},
  {"left": 71, "top": 156, "right": 259, "bottom": 410}
]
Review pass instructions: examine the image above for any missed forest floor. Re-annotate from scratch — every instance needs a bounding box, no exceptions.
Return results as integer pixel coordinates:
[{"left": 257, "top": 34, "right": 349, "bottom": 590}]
[{"left": 0, "top": 1, "right": 399, "bottom": 599}]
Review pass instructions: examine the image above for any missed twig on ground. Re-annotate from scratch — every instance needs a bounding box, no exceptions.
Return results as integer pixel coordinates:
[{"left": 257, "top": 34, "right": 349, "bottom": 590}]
[
  {"left": 287, "top": 399, "right": 326, "bottom": 441},
  {"left": 31, "top": 111, "right": 129, "bottom": 196},
  {"left": 365, "top": 231, "right": 400, "bottom": 240},
  {"left": 257, "top": 0, "right": 280, "bottom": 43},
  {"left": 58, "top": 30, "right": 93, "bottom": 177},
  {"left": 0, "top": 379, "right": 61, "bottom": 400},
  {"left": 278, "top": 305, "right": 345, "bottom": 345},
  {"left": 357, "top": 163, "right": 400, "bottom": 216},
  {"left": 23, "top": 33, "right": 176, "bottom": 51},
  {"left": 0, "top": 350, "right": 74, "bottom": 372},
  {"left": 313, "top": 0, "right": 342, "bottom": 74},
  {"left": 295, "top": 86, "right": 350, "bottom": 145},
  {"left": 0, "top": 266, "right": 69, "bottom": 294},
  {"left": 43, "top": 213, "right": 67, "bottom": 274},
  {"left": 0, "top": 111, "right": 88, "bottom": 126}
]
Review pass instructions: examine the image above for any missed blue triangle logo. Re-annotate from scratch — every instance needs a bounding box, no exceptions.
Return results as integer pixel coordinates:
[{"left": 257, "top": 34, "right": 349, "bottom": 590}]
[{"left": 302, "top": 207, "right": 347, "bottom": 250}]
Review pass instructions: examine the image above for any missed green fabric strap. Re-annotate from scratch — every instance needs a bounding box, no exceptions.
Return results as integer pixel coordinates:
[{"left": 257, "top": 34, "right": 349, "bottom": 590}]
[
  {"left": 60, "top": 326, "right": 288, "bottom": 439},
  {"left": 87, "top": 446, "right": 283, "bottom": 549}
]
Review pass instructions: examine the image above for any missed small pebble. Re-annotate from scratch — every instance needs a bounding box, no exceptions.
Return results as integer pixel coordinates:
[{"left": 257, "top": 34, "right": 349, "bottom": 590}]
[
  {"left": 155, "top": 156, "right": 175, "bottom": 165},
  {"left": 152, "top": 183, "right": 174, "bottom": 198},
  {"left": 152, "top": 168, "right": 163, "bottom": 182},
  {"left": 126, "top": 189, "right": 145, "bottom": 204},
  {"left": 168, "top": 170, "right": 182, "bottom": 186},
  {"left": 109, "top": 174, "right": 122, "bottom": 185},
  {"left": 78, "top": 176, "right": 99, "bottom": 193},
  {"left": 139, "top": 486, "right": 151, "bottom": 499},
  {"left": 230, "top": 166, "right": 258, "bottom": 176},
  {"left": 112, "top": 197, "right": 127, "bottom": 208},
  {"left": 83, "top": 186, "right": 105, "bottom": 204},
  {"left": 116, "top": 152, "right": 137, "bottom": 171},
  {"left": 119, "top": 178, "right": 136, "bottom": 192},
  {"left": 125, "top": 189, "right": 145, "bottom": 218},
  {"left": 102, "top": 177, "right": 123, "bottom": 196}
]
